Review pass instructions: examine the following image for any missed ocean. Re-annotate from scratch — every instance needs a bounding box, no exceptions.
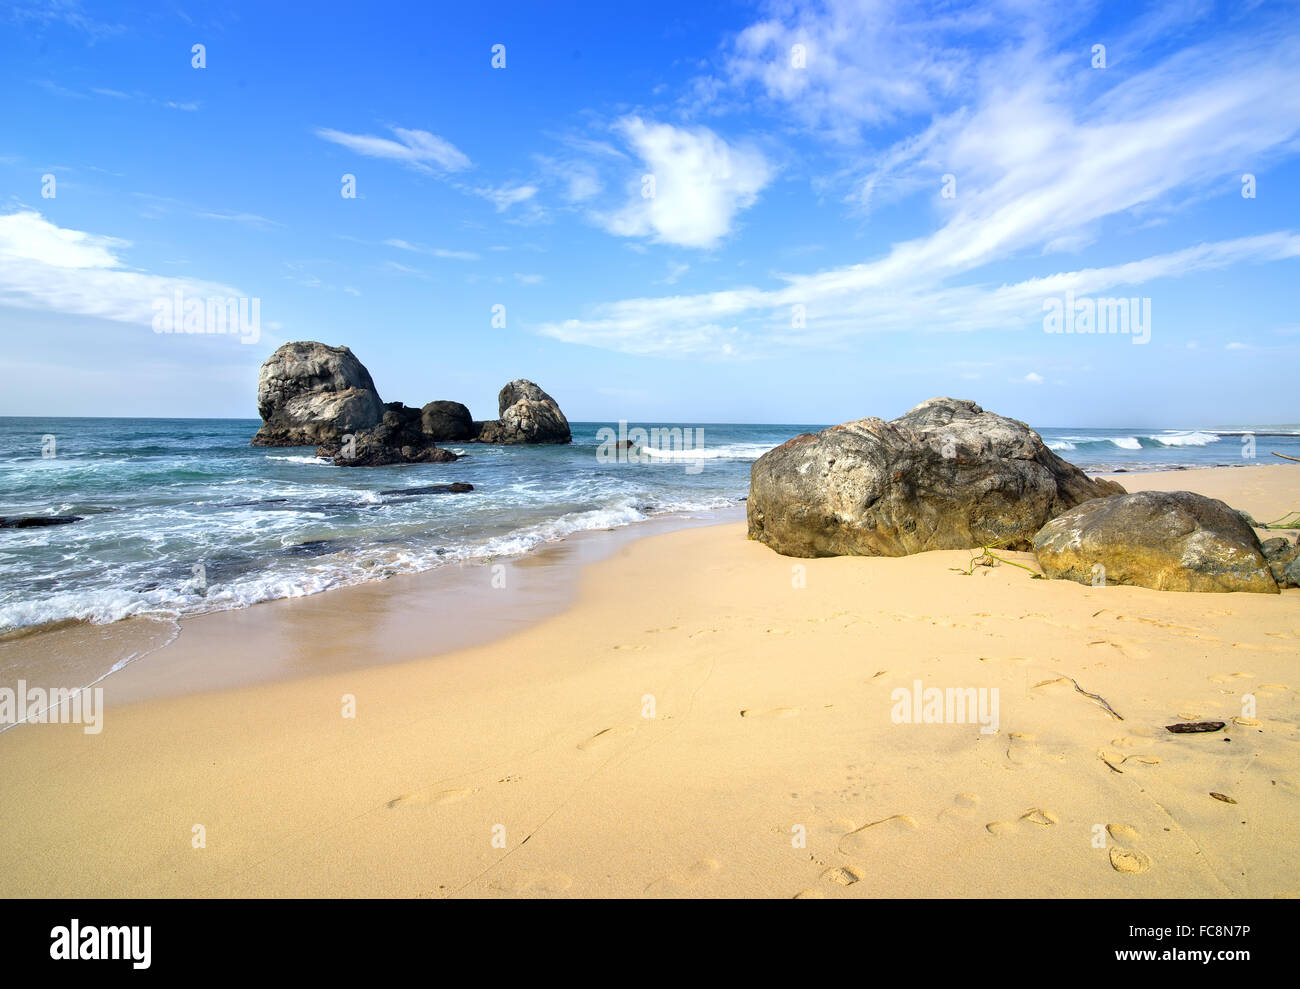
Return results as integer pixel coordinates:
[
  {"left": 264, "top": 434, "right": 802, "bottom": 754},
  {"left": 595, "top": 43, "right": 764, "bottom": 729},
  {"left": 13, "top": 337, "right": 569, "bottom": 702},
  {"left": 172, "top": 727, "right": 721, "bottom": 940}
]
[{"left": 2, "top": 416, "right": 1298, "bottom": 634}]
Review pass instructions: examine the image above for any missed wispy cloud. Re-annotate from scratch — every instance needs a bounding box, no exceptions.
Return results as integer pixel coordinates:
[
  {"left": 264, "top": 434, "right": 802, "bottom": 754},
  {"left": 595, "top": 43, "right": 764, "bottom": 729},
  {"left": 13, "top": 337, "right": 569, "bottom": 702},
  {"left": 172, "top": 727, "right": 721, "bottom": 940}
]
[
  {"left": 384, "top": 238, "right": 480, "bottom": 261},
  {"left": 538, "top": 2, "right": 1300, "bottom": 356},
  {"left": 472, "top": 183, "right": 539, "bottom": 212},
  {"left": 315, "top": 125, "right": 472, "bottom": 173}
]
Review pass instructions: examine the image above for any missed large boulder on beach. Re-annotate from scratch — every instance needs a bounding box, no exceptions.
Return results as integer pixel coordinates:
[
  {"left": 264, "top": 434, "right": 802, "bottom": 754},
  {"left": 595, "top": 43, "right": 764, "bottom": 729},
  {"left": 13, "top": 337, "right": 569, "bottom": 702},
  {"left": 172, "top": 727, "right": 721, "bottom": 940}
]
[
  {"left": 1033, "top": 491, "right": 1279, "bottom": 593},
  {"left": 316, "top": 403, "right": 459, "bottom": 467},
  {"left": 747, "top": 397, "right": 1124, "bottom": 558},
  {"left": 420, "top": 400, "right": 475, "bottom": 442},
  {"left": 251, "top": 342, "right": 384, "bottom": 447},
  {"left": 476, "top": 379, "right": 571, "bottom": 444}
]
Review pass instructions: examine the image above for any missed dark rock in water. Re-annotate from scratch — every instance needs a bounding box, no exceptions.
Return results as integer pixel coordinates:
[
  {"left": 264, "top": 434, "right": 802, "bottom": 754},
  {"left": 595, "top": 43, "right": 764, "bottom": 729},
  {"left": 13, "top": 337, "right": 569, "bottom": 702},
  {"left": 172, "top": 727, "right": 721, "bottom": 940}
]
[
  {"left": 1260, "top": 536, "right": 1300, "bottom": 588},
  {"left": 0, "top": 515, "right": 84, "bottom": 528},
  {"left": 747, "top": 397, "right": 1124, "bottom": 557},
  {"left": 475, "top": 379, "right": 571, "bottom": 444},
  {"left": 283, "top": 539, "right": 337, "bottom": 556},
  {"left": 1237, "top": 509, "right": 1262, "bottom": 529},
  {"left": 420, "top": 401, "right": 475, "bottom": 442},
  {"left": 1034, "top": 490, "right": 1279, "bottom": 593},
  {"left": 378, "top": 482, "right": 474, "bottom": 496},
  {"left": 316, "top": 404, "right": 460, "bottom": 466},
  {"left": 251, "top": 342, "right": 384, "bottom": 447}
]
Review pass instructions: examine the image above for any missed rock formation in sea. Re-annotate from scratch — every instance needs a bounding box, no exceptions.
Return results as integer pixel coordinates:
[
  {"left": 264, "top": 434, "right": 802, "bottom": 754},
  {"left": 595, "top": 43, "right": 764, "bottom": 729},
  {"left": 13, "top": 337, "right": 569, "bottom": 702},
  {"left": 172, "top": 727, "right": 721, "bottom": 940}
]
[
  {"left": 251, "top": 342, "right": 384, "bottom": 447},
  {"left": 474, "top": 379, "right": 572, "bottom": 445},
  {"left": 1034, "top": 490, "right": 1279, "bottom": 593},
  {"left": 747, "top": 397, "right": 1125, "bottom": 557},
  {"left": 315, "top": 403, "right": 460, "bottom": 466},
  {"left": 249, "top": 342, "right": 571, "bottom": 464}
]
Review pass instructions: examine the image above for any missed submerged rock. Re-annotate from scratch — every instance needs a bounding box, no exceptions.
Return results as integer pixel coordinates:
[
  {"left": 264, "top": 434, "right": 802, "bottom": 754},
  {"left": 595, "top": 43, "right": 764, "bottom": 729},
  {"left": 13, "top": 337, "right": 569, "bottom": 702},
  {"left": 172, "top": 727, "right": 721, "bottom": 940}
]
[
  {"left": 747, "top": 397, "right": 1124, "bottom": 557},
  {"left": 378, "top": 482, "right": 474, "bottom": 496},
  {"left": 0, "top": 515, "right": 84, "bottom": 528},
  {"left": 1033, "top": 490, "right": 1279, "bottom": 593},
  {"left": 475, "top": 379, "right": 571, "bottom": 444},
  {"left": 251, "top": 342, "right": 384, "bottom": 447}
]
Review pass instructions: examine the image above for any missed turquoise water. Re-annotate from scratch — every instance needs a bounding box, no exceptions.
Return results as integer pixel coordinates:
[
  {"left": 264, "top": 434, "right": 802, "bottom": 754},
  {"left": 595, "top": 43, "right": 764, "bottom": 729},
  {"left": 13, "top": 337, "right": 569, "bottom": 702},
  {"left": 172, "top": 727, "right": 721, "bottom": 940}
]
[{"left": 1, "top": 416, "right": 1297, "bottom": 632}]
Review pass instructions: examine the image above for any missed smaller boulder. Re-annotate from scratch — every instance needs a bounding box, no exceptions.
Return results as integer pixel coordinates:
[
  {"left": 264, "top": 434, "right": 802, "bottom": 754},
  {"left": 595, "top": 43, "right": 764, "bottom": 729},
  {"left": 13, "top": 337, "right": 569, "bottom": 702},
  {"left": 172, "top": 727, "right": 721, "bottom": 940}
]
[
  {"left": 316, "top": 403, "right": 459, "bottom": 466},
  {"left": 420, "top": 401, "right": 475, "bottom": 442},
  {"left": 1261, "top": 536, "right": 1300, "bottom": 589},
  {"left": 1034, "top": 490, "right": 1279, "bottom": 593}
]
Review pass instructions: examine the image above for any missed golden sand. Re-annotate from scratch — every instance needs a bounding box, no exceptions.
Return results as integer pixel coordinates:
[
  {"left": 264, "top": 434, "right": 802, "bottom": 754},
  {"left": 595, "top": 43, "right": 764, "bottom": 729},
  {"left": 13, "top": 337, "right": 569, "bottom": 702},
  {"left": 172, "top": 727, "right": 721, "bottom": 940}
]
[{"left": 1, "top": 464, "right": 1297, "bottom": 897}]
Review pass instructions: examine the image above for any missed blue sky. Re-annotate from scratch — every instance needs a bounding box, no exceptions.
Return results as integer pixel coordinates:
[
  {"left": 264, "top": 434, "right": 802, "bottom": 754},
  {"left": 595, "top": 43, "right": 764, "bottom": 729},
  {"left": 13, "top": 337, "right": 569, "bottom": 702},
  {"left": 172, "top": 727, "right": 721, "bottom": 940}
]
[{"left": 1, "top": 0, "right": 1298, "bottom": 427}]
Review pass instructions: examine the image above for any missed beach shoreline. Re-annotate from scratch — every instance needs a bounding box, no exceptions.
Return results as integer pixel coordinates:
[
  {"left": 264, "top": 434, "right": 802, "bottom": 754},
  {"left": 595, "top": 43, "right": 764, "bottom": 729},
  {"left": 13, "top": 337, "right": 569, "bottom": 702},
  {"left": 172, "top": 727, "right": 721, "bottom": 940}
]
[{"left": 1, "top": 464, "right": 1297, "bottom": 897}]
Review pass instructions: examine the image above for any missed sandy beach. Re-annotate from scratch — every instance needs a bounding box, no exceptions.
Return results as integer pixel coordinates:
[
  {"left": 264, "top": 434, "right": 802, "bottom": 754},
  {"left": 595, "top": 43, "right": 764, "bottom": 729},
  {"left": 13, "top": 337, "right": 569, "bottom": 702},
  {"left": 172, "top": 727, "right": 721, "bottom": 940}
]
[{"left": 1, "top": 464, "right": 1297, "bottom": 898}]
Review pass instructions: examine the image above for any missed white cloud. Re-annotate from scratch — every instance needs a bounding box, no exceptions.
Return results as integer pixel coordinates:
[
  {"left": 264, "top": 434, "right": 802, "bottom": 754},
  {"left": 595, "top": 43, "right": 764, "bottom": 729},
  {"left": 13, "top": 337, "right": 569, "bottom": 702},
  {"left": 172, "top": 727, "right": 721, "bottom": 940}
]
[
  {"left": 593, "top": 116, "right": 772, "bottom": 249},
  {"left": 0, "top": 210, "right": 248, "bottom": 325},
  {"left": 316, "top": 126, "right": 472, "bottom": 173},
  {"left": 1023, "top": 372, "right": 1045, "bottom": 384}
]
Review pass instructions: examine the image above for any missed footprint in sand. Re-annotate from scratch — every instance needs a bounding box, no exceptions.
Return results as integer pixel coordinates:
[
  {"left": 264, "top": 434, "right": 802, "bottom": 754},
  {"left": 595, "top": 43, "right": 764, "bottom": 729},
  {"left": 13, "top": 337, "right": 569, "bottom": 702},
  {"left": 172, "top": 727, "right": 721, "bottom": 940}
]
[
  {"left": 1109, "top": 847, "right": 1152, "bottom": 874},
  {"left": 644, "top": 858, "right": 722, "bottom": 894},
  {"left": 490, "top": 870, "right": 574, "bottom": 894},
  {"left": 938, "top": 793, "right": 981, "bottom": 824},
  {"left": 611, "top": 644, "right": 647, "bottom": 651},
  {"left": 986, "top": 808, "right": 1058, "bottom": 835},
  {"left": 1121, "top": 754, "right": 1162, "bottom": 768},
  {"left": 1233, "top": 716, "right": 1263, "bottom": 728},
  {"left": 1006, "top": 732, "right": 1040, "bottom": 767},
  {"left": 387, "top": 787, "right": 477, "bottom": 809},
  {"left": 822, "top": 864, "right": 866, "bottom": 887},
  {"left": 740, "top": 707, "right": 801, "bottom": 719},
  {"left": 793, "top": 888, "right": 826, "bottom": 899},
  {"left": 1107, "top": 823, "right": 1141, "bottom": 843},
  {"left": 837, "top": 815, "right": 919, "bottom": 855},
  {"left": 1021, "top": 808, "right": 1058, "bottom": 827},
  {"left": 1209, "top": 672, "right": 1253, "bottom": 684},
  {"left": 578, "top": 726, "right": 636, "bottom": 752}
]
